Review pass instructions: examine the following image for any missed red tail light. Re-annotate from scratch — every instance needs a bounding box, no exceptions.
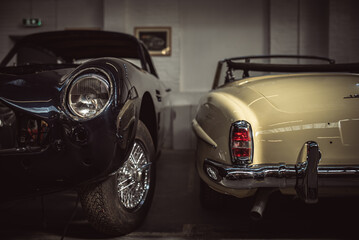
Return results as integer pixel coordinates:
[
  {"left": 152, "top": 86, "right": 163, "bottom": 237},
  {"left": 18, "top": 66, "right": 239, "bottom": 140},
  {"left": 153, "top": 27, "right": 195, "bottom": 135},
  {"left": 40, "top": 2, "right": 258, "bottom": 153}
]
[{"left": 230, "top": 121, "right": 253, "bottom": 165}]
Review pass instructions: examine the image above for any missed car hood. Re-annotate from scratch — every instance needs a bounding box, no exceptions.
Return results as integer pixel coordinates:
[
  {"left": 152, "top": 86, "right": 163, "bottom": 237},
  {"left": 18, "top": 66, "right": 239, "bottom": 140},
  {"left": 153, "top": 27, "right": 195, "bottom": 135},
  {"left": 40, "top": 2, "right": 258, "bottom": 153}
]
[{"left": 0, "top": 66, "right": 74, "bottom": 118}]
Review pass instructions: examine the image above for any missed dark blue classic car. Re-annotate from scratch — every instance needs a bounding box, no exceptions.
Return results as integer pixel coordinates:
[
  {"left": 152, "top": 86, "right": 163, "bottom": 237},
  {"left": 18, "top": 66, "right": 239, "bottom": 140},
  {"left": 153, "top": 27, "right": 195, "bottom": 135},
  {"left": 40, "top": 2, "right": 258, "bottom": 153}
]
[{"left": 0, "top": 30, "right": 170, "bottom": 235}]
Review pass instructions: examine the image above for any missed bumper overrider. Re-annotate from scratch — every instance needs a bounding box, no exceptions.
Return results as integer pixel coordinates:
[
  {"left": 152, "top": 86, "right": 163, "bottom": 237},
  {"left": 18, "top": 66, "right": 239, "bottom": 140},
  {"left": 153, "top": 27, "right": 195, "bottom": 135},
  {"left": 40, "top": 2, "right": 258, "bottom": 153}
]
[{"left": 203, "top": 142, "right": 359, "bottom": 203}]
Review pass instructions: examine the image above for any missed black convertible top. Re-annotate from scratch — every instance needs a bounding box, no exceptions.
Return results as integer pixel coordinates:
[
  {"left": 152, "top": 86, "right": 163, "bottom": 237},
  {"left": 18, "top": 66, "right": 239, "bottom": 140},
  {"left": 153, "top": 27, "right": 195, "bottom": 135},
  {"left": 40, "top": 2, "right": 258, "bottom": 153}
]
[
  {"left": 213, "top": 55, "right": 359, "bottom": 89},
  {"left": 0, "top": 30, "right": 147, "bottom": 66}
]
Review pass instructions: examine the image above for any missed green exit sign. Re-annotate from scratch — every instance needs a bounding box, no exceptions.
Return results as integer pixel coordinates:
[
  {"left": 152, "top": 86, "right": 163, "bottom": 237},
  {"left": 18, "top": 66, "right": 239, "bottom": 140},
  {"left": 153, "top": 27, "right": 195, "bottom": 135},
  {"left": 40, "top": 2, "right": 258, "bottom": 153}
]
[{"left": 22, "top": 18, "right": 42, "bottom": 27}]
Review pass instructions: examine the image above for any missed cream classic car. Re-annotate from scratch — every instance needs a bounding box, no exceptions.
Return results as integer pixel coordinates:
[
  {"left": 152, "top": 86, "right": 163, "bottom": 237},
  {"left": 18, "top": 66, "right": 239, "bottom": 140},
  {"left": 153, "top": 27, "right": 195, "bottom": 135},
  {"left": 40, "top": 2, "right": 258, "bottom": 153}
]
[{"left": 193, "top": 55, "right": 359, "bottom": 220}]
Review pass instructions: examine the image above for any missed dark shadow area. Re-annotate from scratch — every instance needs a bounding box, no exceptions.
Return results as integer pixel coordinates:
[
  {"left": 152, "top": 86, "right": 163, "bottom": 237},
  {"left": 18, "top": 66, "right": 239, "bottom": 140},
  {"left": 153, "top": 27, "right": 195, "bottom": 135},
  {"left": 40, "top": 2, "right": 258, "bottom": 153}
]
[
  {"left": 0, "top": 149, "right": 358, "bottom": 239},
  {"left": 0, "top": 191, "right": 107, "bottom": 239}
]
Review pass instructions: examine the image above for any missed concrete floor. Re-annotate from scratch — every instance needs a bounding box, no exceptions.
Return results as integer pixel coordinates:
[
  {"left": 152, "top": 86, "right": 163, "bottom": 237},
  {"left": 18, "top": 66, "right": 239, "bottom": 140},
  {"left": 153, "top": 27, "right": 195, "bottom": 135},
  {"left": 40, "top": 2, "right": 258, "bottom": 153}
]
[{"left": 0, "top": 149, "right": 358, "bottom": 239}]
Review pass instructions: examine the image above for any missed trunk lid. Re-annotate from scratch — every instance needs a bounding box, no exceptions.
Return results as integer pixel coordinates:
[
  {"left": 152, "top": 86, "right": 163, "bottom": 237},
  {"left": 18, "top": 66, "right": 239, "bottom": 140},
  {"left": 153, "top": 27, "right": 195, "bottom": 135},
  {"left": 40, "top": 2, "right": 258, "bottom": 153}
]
[
  {"left": 239, "top": 73, "right": 359, "bottom": 165},
  {"left": 247, "top": 73, "right": 358, "bottom": 114}
]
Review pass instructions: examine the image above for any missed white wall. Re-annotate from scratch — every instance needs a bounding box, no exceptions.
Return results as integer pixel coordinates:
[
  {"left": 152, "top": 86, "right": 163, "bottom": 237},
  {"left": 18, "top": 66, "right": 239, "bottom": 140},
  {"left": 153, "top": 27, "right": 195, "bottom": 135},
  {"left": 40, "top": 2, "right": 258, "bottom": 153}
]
[
  {"left": 0, "top": 0, "right": 103, "bottom": 60},
  {"left": 123, "top": 0, "right": 181, "bottom": 92},
  {"left": 180, "top": 0, "right": 269, "bottom": 91},
  {"left": 270, "top": 0, "right": 329, "bottom": 57},
  {"left": 56, "top": 0, "right": 103, "bottom": 30},
  {"left": 1, "top": 0, "right": 359, "bottom": 86},
  {"left": 103, "top": 0, "right": 270, "bottom": 149},
  {"left": 104, "top": 0, "right": 181, "bottom": 92},
  {"left": 299, "top": 0, "right": 329, "bottom": 57},
  {"left": 270, "top": 0, "right": 300, "bottom": 55},
  {"left": 329, "top": 0, "right": 359, "bottom": 63}
]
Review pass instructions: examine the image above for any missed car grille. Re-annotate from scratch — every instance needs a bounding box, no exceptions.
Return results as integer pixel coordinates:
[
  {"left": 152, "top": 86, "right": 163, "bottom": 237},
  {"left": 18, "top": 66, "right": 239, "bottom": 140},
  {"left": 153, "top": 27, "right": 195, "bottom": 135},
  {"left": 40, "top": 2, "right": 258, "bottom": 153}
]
[{"left": 0, "top": 101, "right": 49, "bottom": 152}]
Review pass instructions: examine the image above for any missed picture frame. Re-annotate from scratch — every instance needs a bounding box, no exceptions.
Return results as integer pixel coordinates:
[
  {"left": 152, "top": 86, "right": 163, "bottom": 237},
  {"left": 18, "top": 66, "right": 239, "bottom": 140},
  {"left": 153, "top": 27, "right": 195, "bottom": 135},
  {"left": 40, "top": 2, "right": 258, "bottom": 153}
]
[{"left": 134, "top": 27, "right": 171, "bottom": 56}]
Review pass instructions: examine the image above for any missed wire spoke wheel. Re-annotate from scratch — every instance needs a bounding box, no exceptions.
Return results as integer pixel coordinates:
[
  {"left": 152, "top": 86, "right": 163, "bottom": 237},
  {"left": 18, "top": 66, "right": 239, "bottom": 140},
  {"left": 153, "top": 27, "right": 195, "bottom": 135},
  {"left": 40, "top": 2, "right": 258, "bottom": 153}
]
[
  {"left": 79, "top": 121, "right": 155, "bottom": 236},
  {"left": 117, "top": 141, "right": 151, "bottom": 210}
]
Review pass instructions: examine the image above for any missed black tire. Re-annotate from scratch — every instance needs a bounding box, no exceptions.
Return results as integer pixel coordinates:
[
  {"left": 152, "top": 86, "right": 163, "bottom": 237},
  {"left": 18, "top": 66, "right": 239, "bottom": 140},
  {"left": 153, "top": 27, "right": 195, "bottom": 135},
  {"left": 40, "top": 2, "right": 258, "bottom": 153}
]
[{"left": 79, "top": 120, "right": 155, "bottom": 236}]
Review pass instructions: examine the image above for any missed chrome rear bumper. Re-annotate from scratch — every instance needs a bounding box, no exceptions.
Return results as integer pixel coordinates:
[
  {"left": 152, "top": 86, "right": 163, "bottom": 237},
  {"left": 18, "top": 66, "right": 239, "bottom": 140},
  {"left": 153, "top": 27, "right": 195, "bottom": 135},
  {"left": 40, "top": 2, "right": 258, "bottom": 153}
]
[{"left": 203, "top": 142, "right": 359, "bottom": 203}]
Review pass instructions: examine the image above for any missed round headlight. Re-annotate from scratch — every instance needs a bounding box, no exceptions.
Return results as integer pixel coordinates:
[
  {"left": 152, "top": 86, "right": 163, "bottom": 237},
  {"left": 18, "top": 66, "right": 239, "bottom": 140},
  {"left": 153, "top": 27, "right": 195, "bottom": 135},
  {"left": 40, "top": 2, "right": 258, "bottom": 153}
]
[{"left": 68, "top": 74, "right": 110, "bottom": 119}]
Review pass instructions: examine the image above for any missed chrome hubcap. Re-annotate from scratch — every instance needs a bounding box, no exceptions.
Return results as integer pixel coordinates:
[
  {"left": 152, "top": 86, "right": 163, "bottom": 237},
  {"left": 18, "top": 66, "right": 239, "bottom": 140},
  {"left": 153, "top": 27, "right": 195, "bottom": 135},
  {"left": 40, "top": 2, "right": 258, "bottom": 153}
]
[{"left": 117, "top": 141, "right": 150, "bottom": 210}]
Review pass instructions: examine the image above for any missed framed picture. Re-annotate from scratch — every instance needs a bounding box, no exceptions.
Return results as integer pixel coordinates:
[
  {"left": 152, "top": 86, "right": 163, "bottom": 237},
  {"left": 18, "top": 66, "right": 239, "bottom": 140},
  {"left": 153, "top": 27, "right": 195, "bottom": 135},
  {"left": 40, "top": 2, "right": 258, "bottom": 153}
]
[{"left": 134, "top": 27, "right": 171, "bottom": 56}]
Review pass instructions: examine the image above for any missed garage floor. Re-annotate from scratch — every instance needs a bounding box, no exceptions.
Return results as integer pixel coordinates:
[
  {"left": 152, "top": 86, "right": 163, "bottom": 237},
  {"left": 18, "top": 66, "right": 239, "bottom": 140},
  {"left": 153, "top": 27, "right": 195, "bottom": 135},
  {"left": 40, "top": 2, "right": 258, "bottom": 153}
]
[{"left": 0, "top": 149, "right": 358, "bottom": 240}]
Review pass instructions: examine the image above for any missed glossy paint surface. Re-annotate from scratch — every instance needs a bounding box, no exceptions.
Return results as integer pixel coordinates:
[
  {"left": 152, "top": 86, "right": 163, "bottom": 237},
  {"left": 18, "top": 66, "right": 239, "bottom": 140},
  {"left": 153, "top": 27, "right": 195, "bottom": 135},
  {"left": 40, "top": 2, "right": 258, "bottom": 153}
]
[
  {"left": 0, "top": 68, "right": 71, "bottom": 118},
  {"left": 0, "top": 58, "right": 169, "bottom": 200},
  {"left": 195, "top": 72, "right": 359, "bottom": 197}
]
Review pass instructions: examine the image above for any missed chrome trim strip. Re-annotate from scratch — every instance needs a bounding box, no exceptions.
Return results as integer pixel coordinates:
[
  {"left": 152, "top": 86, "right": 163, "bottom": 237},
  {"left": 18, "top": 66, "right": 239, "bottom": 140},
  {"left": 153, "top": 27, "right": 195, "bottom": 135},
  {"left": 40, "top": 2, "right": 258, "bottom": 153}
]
[
  {"left": 204, "top": 159, "right": 359, "bottom": 189},
  {"left": 192, "top": 119, "right": 217, "bottom": 148}
]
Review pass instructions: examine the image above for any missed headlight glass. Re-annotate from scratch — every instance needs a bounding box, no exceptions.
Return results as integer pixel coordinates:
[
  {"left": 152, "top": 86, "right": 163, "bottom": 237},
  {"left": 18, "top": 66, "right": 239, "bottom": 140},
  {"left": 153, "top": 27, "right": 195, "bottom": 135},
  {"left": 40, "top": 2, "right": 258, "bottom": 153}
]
[{"left": 68, "top": 74, "right": 110, "bottom": 119}]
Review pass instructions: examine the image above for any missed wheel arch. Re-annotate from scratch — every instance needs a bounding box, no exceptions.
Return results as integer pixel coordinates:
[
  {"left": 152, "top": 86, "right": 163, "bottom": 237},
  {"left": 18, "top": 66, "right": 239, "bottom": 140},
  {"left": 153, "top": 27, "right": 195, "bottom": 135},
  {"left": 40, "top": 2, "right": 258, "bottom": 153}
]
[{"left": 139, "top": 92, "right": 157, "bottom": 150}]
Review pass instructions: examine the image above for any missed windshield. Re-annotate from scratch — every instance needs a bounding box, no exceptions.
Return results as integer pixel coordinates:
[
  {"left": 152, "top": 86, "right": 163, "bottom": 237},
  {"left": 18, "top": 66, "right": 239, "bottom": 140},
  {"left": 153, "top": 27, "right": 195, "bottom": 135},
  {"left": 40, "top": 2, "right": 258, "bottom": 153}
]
[
  {"left": 1, "top": 31, "right": 143, "bottom": 66},
  {"left": 5, "top": 46, "right": 63, "bottom": 67},
  {"left": 0, "top": 30, "right": 159, "bottom": 78}
]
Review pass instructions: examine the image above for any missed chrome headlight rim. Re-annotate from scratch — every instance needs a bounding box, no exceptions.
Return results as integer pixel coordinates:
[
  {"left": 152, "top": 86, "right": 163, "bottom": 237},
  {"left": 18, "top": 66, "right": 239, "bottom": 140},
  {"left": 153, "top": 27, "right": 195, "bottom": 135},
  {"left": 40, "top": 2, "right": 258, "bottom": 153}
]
[{"left": 66, "top": 68, "right": 113, "bottom": 120}]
